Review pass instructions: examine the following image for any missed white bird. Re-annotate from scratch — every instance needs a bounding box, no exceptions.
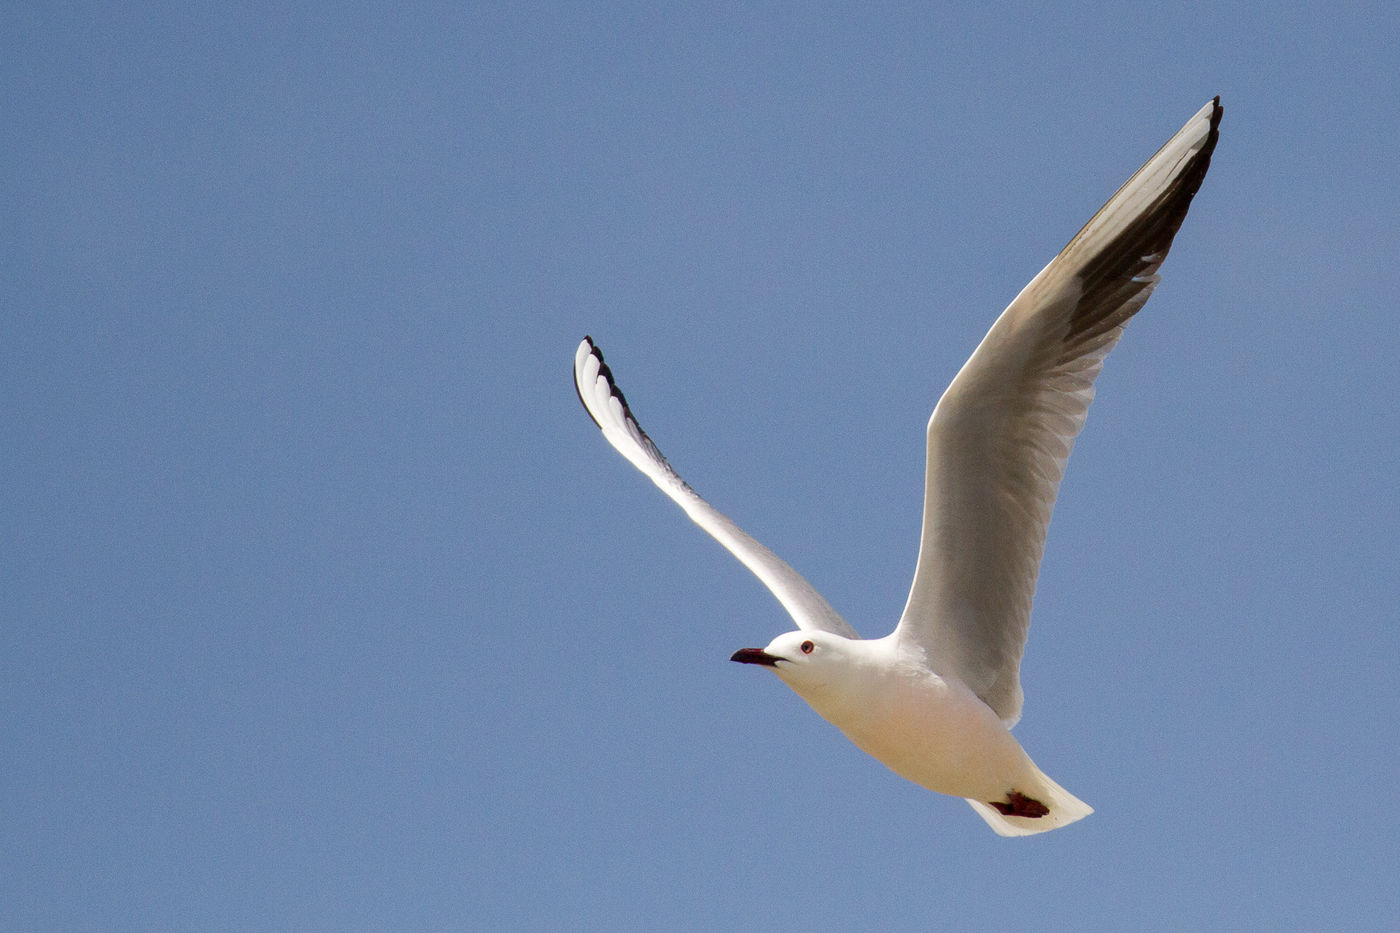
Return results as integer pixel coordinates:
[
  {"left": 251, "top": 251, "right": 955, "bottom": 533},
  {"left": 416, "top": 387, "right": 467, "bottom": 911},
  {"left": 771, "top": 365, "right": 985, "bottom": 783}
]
[{"left": 573, "top": 98, "right": 1221, "bottom": 836}]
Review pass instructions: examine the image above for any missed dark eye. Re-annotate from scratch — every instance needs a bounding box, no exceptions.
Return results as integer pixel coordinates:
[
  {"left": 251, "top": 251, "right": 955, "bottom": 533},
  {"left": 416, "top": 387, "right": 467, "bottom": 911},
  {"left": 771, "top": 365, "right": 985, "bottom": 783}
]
[{"left": 800, "top": 640, "right": 815, "bottom": 654}]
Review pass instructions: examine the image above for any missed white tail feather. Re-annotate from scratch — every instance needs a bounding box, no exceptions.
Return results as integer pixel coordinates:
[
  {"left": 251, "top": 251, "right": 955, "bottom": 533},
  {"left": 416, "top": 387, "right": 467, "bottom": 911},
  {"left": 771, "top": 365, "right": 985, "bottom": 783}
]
[{"left": 965, "top": 768, "right": 1093, "bottom": 837}]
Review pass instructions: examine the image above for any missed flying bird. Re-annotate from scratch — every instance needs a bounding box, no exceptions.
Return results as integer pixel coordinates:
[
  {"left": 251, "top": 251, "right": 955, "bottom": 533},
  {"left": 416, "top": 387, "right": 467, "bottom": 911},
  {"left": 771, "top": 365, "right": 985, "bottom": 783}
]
[{"left": 573, "top": 98, "right": 1221, "bottom": 835}]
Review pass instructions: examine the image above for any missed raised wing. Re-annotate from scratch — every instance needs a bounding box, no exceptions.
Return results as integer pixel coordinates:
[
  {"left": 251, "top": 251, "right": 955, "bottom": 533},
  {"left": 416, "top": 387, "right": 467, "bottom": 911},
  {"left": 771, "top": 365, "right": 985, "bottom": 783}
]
[
  {"left": 574, "top": 337, "right": 859, "bottom": 639},
  {"left": 895, "top": 98, "right": 1222, "bottom": 725}
]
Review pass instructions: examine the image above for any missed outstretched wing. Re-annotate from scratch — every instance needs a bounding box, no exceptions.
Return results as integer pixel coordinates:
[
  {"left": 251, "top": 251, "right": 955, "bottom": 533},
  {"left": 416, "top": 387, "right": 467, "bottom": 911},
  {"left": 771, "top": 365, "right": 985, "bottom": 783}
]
[
  {"left": 895, "top": 98, "right": 1222, "bottom": 725},
  {"left": 574, "top": 337, "right": 859, "bottom": 639}
]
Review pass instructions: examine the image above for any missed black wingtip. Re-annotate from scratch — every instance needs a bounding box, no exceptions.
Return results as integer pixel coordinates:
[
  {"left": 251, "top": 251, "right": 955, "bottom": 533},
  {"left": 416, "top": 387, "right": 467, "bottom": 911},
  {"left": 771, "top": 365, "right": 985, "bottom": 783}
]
[
  {"left": 574, "top": 336, "right": 604, "bottom": 429},
  {"left": 1183, "top": 96, "right": 1223, "bottom": 202},
  {"left": 1061, "top": 98, "right": 1224, "bottom": 345},
  {"left": 573, "top": 335, "right": 636, "bottom": 432}
]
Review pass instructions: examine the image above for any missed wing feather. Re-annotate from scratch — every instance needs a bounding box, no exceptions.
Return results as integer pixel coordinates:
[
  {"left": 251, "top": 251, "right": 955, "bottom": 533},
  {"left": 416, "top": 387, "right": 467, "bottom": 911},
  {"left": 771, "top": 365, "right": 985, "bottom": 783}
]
[
  {"left": 574, "top": 337, "right": 859, "bottom": 639},
  {"left": 895, "top": 98, "right": 1222, "bottom": 725}
]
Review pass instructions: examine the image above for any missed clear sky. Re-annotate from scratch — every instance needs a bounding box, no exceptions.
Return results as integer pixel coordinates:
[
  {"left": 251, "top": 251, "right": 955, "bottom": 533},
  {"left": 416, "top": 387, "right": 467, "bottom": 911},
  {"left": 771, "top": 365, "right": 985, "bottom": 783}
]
[{"left": 4, "top": 2, "right": 1398, "bottom": 929}]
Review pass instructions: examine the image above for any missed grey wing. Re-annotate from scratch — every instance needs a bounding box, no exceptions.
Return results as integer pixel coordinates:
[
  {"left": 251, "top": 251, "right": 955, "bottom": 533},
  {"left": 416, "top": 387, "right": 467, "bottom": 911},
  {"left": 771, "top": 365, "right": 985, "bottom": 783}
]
[
  {"left": 574, "top": 337, "right": 859, "bottom": 639},
  {"left": 895, "top": 98, "right": 1221, "bottom": 725}
]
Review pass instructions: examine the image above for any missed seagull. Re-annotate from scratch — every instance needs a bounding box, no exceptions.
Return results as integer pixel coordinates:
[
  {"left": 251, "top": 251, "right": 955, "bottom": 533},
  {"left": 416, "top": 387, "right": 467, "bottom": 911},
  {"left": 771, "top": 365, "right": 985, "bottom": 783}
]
[{"left": 573, "top": 98, "right": 1221, "bottom": 836}]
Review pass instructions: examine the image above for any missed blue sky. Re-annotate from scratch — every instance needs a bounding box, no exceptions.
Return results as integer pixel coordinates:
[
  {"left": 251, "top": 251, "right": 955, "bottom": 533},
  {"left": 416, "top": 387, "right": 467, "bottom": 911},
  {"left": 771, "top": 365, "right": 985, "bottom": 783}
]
[{"left": 4, "top": 2, "right": 1398, "bottom": 929}]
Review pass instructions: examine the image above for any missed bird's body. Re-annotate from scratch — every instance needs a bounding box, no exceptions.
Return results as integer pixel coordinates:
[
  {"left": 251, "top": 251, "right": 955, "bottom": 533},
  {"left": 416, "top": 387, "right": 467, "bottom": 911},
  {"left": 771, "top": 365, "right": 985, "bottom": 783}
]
[
  {"left": 574, "top": 98, "right": 1221, "bottom": 835},
  {"left": 734, "top": 631, "right": 1092, "bottom": 835},
  {"left": 806, "top": 637, "right": 1032, "bottom": 791}
]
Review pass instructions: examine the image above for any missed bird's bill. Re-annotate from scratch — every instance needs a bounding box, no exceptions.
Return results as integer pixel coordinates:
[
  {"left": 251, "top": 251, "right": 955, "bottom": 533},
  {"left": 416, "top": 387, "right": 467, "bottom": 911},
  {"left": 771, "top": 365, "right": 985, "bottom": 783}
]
[{"left": 730, "top": 648, "right": 781, "bottom": 666}]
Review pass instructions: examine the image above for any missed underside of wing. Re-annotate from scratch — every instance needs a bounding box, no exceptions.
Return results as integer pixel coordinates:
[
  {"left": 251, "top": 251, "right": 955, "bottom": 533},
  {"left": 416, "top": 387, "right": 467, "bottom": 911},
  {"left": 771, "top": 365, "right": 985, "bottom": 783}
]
[
  {"left": 896, "top": 98, "right": 1222, "bottom": 725},
  {"left": 574, "top": 337, "right": 859, "bottom": 639}
]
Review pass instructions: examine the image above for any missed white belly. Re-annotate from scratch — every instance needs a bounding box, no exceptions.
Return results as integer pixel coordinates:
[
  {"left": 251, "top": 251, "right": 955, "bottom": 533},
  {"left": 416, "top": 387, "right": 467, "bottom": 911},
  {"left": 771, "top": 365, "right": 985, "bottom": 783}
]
[{"left": 806, "top": 670, "right": 1038, "bottom": 802}]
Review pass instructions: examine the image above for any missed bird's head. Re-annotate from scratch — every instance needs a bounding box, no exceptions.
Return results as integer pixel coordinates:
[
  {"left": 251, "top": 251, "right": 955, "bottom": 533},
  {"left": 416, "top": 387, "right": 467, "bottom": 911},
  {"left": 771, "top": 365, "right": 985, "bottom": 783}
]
[{"left": 730, "top": 630, "right": 861, "bottom": 696}]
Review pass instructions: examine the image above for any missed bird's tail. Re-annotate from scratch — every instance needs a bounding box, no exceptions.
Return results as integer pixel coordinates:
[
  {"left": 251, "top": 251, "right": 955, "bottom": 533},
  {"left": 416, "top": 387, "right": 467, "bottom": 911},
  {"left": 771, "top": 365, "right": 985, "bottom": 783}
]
[{"left": 965, "top": 767, "right": 1093, "bottom": 837}]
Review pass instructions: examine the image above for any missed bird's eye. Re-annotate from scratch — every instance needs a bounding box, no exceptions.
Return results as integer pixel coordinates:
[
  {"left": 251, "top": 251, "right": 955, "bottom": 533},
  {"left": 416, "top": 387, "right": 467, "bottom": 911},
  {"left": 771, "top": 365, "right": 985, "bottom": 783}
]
[{"left": 800, "top": 640, "right": 815, "bottom": 654}]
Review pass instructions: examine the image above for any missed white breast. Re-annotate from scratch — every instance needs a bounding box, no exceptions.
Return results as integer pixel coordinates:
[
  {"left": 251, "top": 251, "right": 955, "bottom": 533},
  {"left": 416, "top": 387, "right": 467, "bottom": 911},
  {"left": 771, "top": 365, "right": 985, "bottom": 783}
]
[{"left": 801, "top": 664, "right": 1040, "bottom": 802}]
